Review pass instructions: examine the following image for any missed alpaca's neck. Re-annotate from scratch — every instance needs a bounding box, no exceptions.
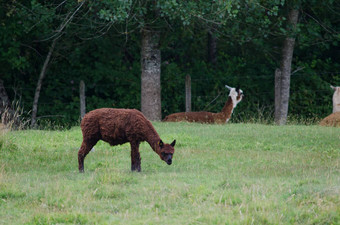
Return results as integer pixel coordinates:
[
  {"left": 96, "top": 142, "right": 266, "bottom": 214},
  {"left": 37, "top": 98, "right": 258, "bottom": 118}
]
[
  {"left": 219, "top": 96, "right": 235, "bottom": 122},
  {"left": 144, "top": 125, "right": 161, "bottom": 155},
  {"left": 333, "top": 89, "right": 340, "bottom": 113}
]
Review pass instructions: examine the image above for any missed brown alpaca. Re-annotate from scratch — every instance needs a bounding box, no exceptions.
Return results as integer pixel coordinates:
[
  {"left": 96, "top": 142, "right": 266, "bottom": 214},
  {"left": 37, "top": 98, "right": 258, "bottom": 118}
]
[
  {"left": 163, "top": 85, "right": 244, "bottom": 124},
  {"left": 78, "top": 108, "right": 176, "bottom": 173}
]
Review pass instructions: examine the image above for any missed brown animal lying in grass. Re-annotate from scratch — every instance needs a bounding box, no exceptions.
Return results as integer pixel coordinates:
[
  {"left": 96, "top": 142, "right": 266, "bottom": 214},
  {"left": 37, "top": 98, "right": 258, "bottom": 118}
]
[
  {"left": 163, "top": 85, "right": 244, "bottom": 124},
  {"left": 78, "top": 108, "right": 176, "bottom": 172}
]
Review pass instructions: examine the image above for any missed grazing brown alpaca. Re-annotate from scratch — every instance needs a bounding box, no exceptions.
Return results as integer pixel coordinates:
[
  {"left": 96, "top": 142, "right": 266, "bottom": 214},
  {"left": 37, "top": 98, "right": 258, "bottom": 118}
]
[
  {"left": 163, "top": 85, "right": 244, "bottom": 124},
  {"left": 78, "top": 108, "right": 176, "bottom": 173}
]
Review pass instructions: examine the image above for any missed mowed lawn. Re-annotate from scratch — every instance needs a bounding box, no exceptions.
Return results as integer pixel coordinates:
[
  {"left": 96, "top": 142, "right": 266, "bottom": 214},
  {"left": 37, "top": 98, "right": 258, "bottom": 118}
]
[{"left": 0, "top": 122, "right": 339, "bottom": 224}]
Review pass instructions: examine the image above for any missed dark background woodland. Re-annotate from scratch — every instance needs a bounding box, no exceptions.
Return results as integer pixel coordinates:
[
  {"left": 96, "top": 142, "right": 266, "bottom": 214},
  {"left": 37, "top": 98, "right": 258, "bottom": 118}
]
[{"left": 1, "top": 0, "right": 339, "bottom": 127}]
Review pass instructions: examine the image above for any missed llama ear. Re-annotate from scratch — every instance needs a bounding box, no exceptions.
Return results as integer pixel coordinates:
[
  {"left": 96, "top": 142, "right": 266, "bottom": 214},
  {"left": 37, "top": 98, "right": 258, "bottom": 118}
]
[
  {"left": 331, "top": 85, "right": 336, "bottom": 90},
  {"left": 158, "top": 140, "right": 164, "bottom": 148},
  {"left": 225, "top": 85, "right": 232, "bottom": 90},
  {"left": 170, "top": 140, "right": 176, "bottom": 147}
]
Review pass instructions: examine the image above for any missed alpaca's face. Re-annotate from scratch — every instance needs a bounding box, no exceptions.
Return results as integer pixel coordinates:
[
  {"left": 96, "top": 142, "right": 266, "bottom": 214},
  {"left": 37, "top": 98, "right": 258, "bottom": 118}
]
[
  {"left": 158, "top": 140, "right": 176, "bottom": 165},
  {"left": 235, "top": 88, "right": 244, "bottom": 103},
  {"left": 229, "top": 87, "right": 244, "bottom": 106},
  {"left": 332, "top": 86, "right": 340, "bottom": 98}
]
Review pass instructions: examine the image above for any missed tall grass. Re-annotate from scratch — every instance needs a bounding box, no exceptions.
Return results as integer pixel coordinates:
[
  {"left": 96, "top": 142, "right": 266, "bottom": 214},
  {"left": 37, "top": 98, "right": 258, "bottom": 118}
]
[
  {"left": 233, "top": 105, "right": 325, "bottom": 125},
  {"left": 1, "top": 101, "right": 30, "bottom": 131},
  {"left": 0, "top": 122, "right": 339, "bottom": 224}
]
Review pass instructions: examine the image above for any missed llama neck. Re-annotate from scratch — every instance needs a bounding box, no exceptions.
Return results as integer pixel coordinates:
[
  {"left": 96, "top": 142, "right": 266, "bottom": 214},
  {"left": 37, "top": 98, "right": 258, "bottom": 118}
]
[
  {"left": 220, "top": 96, "right": 235, "bottom": 122},
  {"left": 145, "top": 126, "right": 161, "bottom": 155},
  {"left": 333, "top": 88, "right": 340, "bottom": 113}
]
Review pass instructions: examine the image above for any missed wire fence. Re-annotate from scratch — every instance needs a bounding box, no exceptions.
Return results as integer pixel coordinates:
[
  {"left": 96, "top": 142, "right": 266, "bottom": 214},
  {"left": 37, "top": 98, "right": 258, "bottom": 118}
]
[{"left": 2, "top": 71, "right": 338, "bottom": 124}]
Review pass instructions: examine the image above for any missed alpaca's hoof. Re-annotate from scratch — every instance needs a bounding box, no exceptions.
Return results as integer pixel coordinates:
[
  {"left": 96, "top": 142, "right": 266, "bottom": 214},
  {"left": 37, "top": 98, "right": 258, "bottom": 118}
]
[
  {"left": 131, "top": 164, "right": 141, "bottom": 172},
  {"left": 131, "top": 167, "right": 141, "bottom": 172}
]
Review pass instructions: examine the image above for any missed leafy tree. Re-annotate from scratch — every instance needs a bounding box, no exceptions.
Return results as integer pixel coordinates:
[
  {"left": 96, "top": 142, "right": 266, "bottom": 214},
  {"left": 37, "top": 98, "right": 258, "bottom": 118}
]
[
  {"left": 1, "top": 0, "right": 339, "bottom": 127},
  {"left": 86, "top": 0, "right": 238, "bottom": 120}
]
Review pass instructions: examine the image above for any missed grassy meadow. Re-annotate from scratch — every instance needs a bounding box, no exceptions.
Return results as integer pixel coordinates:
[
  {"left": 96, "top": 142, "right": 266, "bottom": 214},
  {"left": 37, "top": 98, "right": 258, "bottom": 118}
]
[{"left": 0, "top": 122, "right": 339, "bottom": 224}]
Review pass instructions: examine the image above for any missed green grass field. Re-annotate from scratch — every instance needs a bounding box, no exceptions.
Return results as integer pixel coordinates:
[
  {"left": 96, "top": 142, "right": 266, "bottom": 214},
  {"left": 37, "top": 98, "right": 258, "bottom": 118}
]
[{"left": 0, "top": 122, "right": 339, "bottom": 225}]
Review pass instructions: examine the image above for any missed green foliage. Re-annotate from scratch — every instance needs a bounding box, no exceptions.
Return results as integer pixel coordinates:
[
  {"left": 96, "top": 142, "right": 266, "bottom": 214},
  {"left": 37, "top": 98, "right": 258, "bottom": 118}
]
[
  {"left": 0, "top": 0, "right": 339, "bottom": 126},
  {"left": 93, "top": 0, "right": 236, "bottom": 28}
]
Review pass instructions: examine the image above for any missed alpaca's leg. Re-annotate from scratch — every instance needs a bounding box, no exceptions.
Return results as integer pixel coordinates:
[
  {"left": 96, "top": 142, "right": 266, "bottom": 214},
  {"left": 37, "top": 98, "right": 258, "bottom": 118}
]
[
  {"left": 130, "top": 141, "right": 141, "bottom": 172},
  {"left": 78, "top": 139, "right": 98, "bottom": 173}
]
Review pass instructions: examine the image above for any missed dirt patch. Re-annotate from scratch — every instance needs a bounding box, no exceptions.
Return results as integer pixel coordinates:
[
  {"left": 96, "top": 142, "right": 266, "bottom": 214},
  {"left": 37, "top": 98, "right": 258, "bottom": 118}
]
[{"left": 319, "top": 112, "right": 340, "bottom": 127}]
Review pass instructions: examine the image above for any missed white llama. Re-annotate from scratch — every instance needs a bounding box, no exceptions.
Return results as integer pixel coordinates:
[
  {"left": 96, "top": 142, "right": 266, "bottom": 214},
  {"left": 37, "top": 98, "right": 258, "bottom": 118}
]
[{"left": 331, "top": 85, "right": 340, "bottom": 113}]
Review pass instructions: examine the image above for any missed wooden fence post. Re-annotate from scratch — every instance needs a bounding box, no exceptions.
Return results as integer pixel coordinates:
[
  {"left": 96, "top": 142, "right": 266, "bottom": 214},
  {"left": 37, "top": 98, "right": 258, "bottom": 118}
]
[
  {"left": 79, "top": 80, "right": 86, "bottom": 119},
  {"left": 274, "top": 68, "right": 282, "bottom": 125},
  {"left": 185, "top": 75, "right": 191, "bottom": 112}
]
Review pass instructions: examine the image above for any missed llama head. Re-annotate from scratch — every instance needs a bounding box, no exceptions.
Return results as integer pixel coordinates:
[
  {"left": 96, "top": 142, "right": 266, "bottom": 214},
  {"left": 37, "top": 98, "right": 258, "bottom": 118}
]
[
  {"left": 225, "top": 85, "right": 244, "bottom": 108},
  {"left": 331, "top": 85, "right": 340, "bottom": 94},
  {"left": 158, "top": 139, "right": 176, "bottom": 165}
]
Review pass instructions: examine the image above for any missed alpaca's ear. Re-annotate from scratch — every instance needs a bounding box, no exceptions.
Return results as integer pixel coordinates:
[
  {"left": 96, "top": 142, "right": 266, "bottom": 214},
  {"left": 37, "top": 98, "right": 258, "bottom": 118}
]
[
  {"left": 170, "top": 140, "right": 176, "bottom": 147},
  {"left": 331, "top": 85, "right": 336, "bottom": 91},
  {"left": 158, "top": 140, "right": 164, "bottom": 148},
  {"left": 225, "top": 85, "right": 232, "bottom": 90}
]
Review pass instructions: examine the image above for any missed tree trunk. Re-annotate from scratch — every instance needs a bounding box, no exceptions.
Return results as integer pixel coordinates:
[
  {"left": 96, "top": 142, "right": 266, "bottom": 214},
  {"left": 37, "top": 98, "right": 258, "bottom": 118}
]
[
  {"left": 0, "top": 79, "right": 20, "bottom": 127},
  {"left": 208, "top": 30, "right": 217, "bottom": 64},
  {"left": 0, "top": 79, "right": 11, "bottom": 125},
  {"left": 275, "top": 8, "right": 299, "bottom": 125},
  {"left": 0, "top": 79, "right": 10, "bottom": 109},
  {"left": 30, "top": 39, "right": 57, "bottom": 128},
  {"left": 141, "top": 29, "right": 161, "bottom": 121}
]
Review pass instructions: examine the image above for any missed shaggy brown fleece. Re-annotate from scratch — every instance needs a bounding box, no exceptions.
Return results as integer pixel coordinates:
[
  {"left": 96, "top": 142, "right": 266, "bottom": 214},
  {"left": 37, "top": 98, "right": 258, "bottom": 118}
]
[
  {"left": 78, "top": 108, "right": 176, "bottom": 172},
  {"left": 319, "top": 112, "right": 340, "bottom": 127}
]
